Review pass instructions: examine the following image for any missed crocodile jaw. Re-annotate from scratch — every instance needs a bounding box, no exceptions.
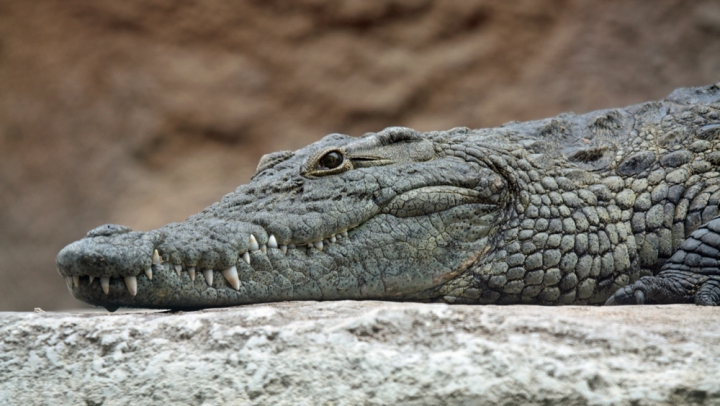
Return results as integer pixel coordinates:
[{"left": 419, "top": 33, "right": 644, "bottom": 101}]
[
  {"left": 57, "top": 203, "right": 499, "bottom": 310},
  {"left": 57, "top": 128, "right": 506, "bottom": 310}
]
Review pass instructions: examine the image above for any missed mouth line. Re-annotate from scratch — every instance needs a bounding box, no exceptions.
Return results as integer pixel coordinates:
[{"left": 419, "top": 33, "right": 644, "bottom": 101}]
[
  {"left": 59, "top": 224, "right": 360, "bottom": 297},
  {"left": 58, "top": 183, "right": 488, "bottom": 301}
]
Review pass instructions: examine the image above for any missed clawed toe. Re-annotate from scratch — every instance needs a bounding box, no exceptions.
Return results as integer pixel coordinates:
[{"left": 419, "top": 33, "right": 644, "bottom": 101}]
[
  {"left": 605, "top": 273, "right": 716, "bottom": 306},
  {"left": 605, "top": 284, "right": 645, "bottom": 306},
  {"left": 634, "top": 289, "right": 645, "bottom": 304}
]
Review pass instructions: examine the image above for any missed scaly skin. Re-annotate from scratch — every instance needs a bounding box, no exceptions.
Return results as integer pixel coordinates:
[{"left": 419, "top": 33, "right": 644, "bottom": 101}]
[{"left": 57, "top": 84, "right": 720, "bottom": 311}]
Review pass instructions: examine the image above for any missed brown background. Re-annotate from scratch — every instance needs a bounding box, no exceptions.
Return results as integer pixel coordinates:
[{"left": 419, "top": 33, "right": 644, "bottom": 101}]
[{"left": 1, "top": 0, "right": 719, "bottom": 311}]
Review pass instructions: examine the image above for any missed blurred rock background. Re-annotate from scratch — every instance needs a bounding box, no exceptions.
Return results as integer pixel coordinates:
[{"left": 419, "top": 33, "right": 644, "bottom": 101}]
[{"left": 1, "top": 0, "right": 719, "bottom": 310}]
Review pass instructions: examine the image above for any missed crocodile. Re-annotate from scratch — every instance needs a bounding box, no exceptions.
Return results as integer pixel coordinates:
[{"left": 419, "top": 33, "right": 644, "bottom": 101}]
[{"left": 56, "top": 84, "right": 720, "bottom": 311}]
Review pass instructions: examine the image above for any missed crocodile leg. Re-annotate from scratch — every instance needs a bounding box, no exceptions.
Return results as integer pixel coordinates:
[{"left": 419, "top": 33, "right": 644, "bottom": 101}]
[{"left": 606, "top": 217, "right": 720, "bottom": 306}]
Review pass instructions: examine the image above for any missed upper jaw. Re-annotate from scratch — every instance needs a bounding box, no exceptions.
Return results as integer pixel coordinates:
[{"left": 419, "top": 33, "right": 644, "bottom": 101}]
[
  {"left": 55, "top": 217, "right": 359, "bottom": 303},
  {"left": 56, "top": 158, "right": 494, "bottom": 271},
  {"left": 56, "top": 229, "right": 156, "bottom": 278}
]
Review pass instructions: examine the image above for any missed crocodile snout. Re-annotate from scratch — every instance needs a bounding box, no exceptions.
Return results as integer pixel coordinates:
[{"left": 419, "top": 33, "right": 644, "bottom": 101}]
[
  {"left": 57, "top": 226, "right": 155, "bottom": 277},
  {"left": 56, "top": 226, "right": 156, "bottom": 302}
]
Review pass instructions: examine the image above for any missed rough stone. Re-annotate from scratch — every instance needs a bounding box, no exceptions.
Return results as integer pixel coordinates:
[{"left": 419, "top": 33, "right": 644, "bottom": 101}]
[{"left": 2, "top": 302, "right": 720, "bottom": 406}]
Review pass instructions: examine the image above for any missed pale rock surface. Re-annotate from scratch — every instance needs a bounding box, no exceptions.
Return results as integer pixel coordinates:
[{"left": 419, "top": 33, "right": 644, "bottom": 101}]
[{"left": 1, "top": 302, "right": 719, "bottom": 405}]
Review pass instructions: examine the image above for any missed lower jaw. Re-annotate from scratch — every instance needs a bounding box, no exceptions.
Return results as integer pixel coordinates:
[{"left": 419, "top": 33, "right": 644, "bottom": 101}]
[
  {"left": 69, "top": 242, "right": 401, "bottom": 311},
  {"left": 65, "top": 230, "right": 357, "bottom": 311},
  {"left": 67, "top": 216, "right": 491, "bottom": 310},
  {"left": 69, "top": 263, "right": 291, "bottom": 311}
]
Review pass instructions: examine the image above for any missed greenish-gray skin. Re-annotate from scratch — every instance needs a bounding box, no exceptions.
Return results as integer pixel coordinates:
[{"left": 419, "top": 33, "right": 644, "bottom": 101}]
[{"left": 57, "top": 84, "right": 720, "bottom": 311}]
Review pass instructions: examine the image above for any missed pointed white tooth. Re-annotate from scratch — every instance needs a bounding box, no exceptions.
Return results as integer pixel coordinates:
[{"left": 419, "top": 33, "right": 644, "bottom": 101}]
[
  {"left": 221, "top": 266, "right": 240, "bottom": 290},
  {"left": 203, "top": 269, "right": 213, "bottom": 286},
  {"left": 280, "top": 245, "right": 287, "bottom": 254},
  {"left": 72, "top": 276, "right": 80, "bottom": 288},
  {"left": 152, "top": 249, "right": 162, "bottom": 265},
  {"left": 330, "top": 235, "right": 337, "bottom": 243},
  {"left": 261, "top": 245, "right": 267, "bottom": 254},
  {"left": 144, "top": 266, "right": 153, "bottom": 280},
  {"left": 268, "top": 235, "right": 278, "bottom": 249},
  {"left": 243, "top": 252, "right": 251, "bottom": 265},
  {"left": 174, "top": 264, "right": 182, "bottom": 277},
  {"left": 342, "top": 230, "right": 348, "bottom": 238},
  {"left": 249, "top": 234, "right": 259, "bottom": 251},
  {"left": 188, "top": 266, "right": 196, "bottom": 281},
  {"left": 101, "top": 277, "right": 110, "bottom": 294},
  {"left": 89, "top": 276, "right": 95, "bottom": 284},
  {"left": 124, "top": 276, "right": 137, "bottom": 296},
  {"left": 314, "top": 241, "right": 324, "bottom": 251}
]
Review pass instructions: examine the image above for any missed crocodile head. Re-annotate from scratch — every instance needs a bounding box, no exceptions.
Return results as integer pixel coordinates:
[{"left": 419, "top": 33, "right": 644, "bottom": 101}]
[{"left": 56, "top": 126, "right": 513, "bottom": 310}]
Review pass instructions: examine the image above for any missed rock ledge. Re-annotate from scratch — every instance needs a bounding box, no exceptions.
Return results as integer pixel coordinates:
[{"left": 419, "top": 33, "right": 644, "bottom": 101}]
[{"left": 1, "top": 302, "right": 719, "bottom": 405}]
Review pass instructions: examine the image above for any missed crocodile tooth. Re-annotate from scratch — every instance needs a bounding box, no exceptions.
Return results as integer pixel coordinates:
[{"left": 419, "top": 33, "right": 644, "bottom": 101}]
[
  {"left": 342, "top": 230, "right": 348, "bottom": 238},
  {"left": 280, "top": 245, "right": 287, "bottom": 254},
  {"left": 144, "top": 266, "right": 153, "bottom": 280},
  {"left": 330, "top": 235, "right": 337, "bottom": 243},
  {"left": 152, "top": 249, "right": 162, "bottom": 265},
  {"left": 249, "top": 234, "right": 259, "bottom": 251},
  {"left": 188, "top": 266, "right": 196, "bottom": 281},
  {"left": 243, "top": 252, "right": 251, "bottom": 265},
  {"left": 101, "top": 277, "right": 110, "bottom": 294},
  {"left": 221, "top": 266, "right": 240, "bottom": 290},
  {"left": 203, "top": 270, "right": 213, "bottom": 286},
  {"left": 72, "top": 276, "right": 80, "bottom": 288},
  {"left": 174, "top": 264, "right": 182, "bottom": 277},
  {"left": 124, "top": 276, "right": 137, "bottom": 296},
  {"left": 314, "top": 241, "right": 324, "bottom": 251},
  {"left": 261, "top": 245, "right": 267, "bottom": 254},
  {"left": 89, "top": 276, "right": 95, "bottom": 284},
  {"left": 268, "top": 235, "right": 278, "bottom": 249}
]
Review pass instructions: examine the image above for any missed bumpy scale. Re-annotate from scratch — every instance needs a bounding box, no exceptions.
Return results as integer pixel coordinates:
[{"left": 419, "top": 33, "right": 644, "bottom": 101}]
[{"left": 56, "top": 84, "right": 720, "bottom": 311}]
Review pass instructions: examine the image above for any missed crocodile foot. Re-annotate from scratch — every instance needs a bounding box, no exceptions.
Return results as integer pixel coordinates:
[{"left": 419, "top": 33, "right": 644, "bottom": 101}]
[
  {"left": 607, "top": 217, "right": 720, "bottom": 306},
  {"left": 604, "top": 272, "right": 720, "bottom": 305}
]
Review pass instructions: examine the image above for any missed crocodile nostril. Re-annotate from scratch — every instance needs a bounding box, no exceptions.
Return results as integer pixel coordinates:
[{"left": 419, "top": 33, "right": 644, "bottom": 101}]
[{"left": 86, "top": 224, "right": 133, "bottom": 238}]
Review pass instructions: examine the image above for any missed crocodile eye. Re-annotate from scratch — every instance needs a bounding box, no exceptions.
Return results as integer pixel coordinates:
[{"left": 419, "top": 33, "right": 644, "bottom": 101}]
[
  {"left": 318, "top": 151, "right": 344, "bottom": 169},
  {"left": 302, "top": 148, "right": 351, "bottom": 177}
]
